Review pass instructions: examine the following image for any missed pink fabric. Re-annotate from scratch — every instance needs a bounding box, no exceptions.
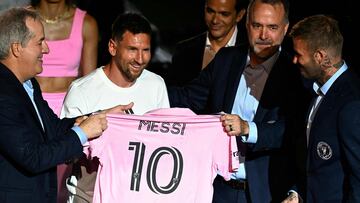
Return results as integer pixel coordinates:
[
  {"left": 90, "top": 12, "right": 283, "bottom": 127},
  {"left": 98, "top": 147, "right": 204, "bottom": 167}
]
[
  {"left": 42, "top": 92, "right": 66, "bottom": 116},
  {"left": 38, "top": 8, "right": 85, "bottom": 77},
  {"left": 38, "top": 8, "right": 86, "bottom": 203},
  {"left": 86, "top": 108, "right": 239, "bottom": 203},
  {"left": 42, "top": 92, "right": 67, "bottom": 203}
]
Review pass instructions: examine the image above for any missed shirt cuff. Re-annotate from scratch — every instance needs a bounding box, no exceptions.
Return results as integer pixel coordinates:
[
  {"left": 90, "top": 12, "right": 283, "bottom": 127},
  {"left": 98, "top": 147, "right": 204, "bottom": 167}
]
[
  {"left": 242, "top": 121, "right": 258, "bottom": 143},
  {"left": 72, "top": 126, "right": 88, "bottom": 145},
  {"left": 288, "top": 190, "right": 298, "bottom": 195}
]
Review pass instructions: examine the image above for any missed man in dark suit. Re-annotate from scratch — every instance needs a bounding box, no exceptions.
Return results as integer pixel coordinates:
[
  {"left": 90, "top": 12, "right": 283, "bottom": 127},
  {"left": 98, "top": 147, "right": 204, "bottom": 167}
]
[
  {"left": 287, "top": 15, "right": 360, "bottom": 202},
  {"left": 169, "top": 0, "right": 310, "bottom": 202},
  {"left": 0, "top": 8, "right": 131, "bottom": 203},
  {"left": 166, "top": 0, "right": 248, "bottom": 86}
]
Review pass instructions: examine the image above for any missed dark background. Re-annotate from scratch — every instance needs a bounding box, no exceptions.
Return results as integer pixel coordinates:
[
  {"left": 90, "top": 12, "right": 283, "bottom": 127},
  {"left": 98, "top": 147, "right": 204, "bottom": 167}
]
[
  {"left": 130, "top": 0, "right": 355, "bottom": 51},
  {"left": 78, "top": 0, "right": 356, "bottom": 73},
  {"left": 1, "top": 0, "right": 355, "bottom": 68}
]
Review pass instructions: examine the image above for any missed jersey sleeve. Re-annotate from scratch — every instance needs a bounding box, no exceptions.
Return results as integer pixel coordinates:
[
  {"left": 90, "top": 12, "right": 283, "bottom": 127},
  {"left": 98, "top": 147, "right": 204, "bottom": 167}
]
[{"left": 213, "top": 130, "right": 239, "bottom": 181}]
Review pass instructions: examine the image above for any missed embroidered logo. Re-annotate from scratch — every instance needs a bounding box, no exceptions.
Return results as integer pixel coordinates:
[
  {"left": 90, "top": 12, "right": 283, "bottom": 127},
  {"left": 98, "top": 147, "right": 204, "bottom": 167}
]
[{"left": 317, "top": 141, "right": 332, "bottom": 160}]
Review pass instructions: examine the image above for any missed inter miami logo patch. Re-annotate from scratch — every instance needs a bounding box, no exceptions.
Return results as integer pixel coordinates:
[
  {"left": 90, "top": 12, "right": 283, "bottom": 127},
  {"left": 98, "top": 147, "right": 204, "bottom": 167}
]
[{"left": 317, "top": 141, "right": 332, "bottom": 160}]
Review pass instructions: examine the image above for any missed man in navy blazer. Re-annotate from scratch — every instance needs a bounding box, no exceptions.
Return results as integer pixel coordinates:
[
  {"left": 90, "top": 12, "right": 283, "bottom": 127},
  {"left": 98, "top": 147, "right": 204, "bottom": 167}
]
[
  {"left": 0, "top": 8, "right": 131, "bottom": 203},
  {"left": 169, "top": 0, "right": 310, "bottom": 202},
  {"left": 166, "top": 0, "right": 248, "bottom": 86},
  {"left": 288, "top": 15, "right": 360, "bottom": 202}
]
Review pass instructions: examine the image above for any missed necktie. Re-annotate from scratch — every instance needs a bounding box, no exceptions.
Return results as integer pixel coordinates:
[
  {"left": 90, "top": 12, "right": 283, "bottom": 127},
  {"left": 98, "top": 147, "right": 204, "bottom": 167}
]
[{"left": 306, "top": 90, "right": 324, "bottom": 145}]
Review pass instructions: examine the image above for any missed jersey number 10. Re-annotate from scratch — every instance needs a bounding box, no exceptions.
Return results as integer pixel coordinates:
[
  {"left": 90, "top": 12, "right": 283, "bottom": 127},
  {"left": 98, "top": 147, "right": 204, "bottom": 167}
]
[{"left": 128, "top": 142, "right": 184, "bottom": 194}]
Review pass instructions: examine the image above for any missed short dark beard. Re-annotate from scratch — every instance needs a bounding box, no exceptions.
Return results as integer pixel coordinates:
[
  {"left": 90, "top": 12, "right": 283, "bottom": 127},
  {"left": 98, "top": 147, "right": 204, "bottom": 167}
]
[{"left": 123, "top": 68, "right": 137, "bottom": 82}]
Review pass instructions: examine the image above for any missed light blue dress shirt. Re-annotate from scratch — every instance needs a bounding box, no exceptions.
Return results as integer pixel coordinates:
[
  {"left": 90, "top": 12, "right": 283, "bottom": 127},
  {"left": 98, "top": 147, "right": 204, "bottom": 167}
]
[
  {"left": 306, "top": 62, "right": 348, "bottom": 144},
  {"left": 230, "top": 51, "right": 280, "bottom": 180},
  {"left": 313, "top": 61, "right": 348, "bottom": 97}
]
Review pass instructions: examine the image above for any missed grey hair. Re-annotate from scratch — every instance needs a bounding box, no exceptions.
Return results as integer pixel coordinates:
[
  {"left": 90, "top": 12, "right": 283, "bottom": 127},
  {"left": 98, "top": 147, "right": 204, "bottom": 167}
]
[{"left": 0, "top": 7, "right": 39, "bottom": 60}]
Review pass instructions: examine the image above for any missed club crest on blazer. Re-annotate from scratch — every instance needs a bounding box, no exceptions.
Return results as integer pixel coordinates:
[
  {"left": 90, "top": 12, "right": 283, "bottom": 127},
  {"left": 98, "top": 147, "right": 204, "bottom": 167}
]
[{"left": 317, "top": 141, "right": 332, "bottom": 160}]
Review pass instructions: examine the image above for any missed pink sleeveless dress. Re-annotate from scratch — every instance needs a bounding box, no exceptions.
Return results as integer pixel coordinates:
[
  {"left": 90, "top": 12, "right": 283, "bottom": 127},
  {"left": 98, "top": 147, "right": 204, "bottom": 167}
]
[{"left": 38, "top": 8, "right": 86, "bottom": 203}]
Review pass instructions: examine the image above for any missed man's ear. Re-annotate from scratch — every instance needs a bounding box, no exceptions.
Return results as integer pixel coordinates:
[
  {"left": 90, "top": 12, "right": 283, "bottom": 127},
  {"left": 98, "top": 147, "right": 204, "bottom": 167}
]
[
  {"left": 315, "top": 49, "right": 331, "bottom": 68},
  {"left": 314, "top": 50, "right": 325, "bottom": 64},
  {"left": 10, "top": 42, "right": 22, "bottom": 58},
  {"left": 108, "top": 39, "right": 117, "bottom": 56}
]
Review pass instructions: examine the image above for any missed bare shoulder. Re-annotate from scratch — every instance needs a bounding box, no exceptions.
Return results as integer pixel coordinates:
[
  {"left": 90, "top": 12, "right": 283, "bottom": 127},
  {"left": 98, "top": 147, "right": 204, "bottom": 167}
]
[{"left": 83, "top": 13, "right": 98, "bottom": 33}]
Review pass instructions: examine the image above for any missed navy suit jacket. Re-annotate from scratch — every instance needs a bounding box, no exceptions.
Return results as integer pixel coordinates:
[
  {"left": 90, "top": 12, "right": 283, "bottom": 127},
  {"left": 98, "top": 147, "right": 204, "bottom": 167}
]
[
  {"left": 0, "top": 63, "right": 83, "bottom": 203},
  {"left": 302, "top": 68, "right": 360, "bottom": 202},
  {"left": 169, "top": 44, "right": 310, "bottom": 202},
  {"left": 166, "top": 23, "right": 248, "bottom": 86}
]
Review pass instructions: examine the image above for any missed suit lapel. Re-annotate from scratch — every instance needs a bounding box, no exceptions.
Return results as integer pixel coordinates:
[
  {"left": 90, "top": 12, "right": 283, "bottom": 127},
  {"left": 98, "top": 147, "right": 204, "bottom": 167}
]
[
  {"left": 22, "top": 83, "right": 48, "bottom": 141},
  {"left": 310, "top": 71, "right": 347, "bottom": 137},
  {"left": 195, "top": 33, "right": 207, "bottom": 73},
  {"left": 0, "top": 64, "right": 46, "bottom": 135},
  {"left": 223, "top": 49, "right": 247, "bottom": 112},
  {"left": 31, "top": 78, "right": 52, "bottom": 140},
  {"left": 253, "top": 52, "right": 285, "bottom": 123},
  {"left": 307, "top": 70, "right": 352, "bottom": 152}
]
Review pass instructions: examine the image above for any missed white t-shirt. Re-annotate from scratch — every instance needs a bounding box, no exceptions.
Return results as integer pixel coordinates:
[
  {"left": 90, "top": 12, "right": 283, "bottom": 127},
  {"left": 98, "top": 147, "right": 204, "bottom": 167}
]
[{"left": 60, "top": 67, "right": 170, "bottom": 118}]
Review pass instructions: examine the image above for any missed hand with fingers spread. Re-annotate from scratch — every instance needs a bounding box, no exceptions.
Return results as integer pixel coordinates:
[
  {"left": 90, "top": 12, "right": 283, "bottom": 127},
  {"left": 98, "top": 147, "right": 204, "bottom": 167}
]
[{"left": 220, "top": 114, "right": 249, "bottom": 136}]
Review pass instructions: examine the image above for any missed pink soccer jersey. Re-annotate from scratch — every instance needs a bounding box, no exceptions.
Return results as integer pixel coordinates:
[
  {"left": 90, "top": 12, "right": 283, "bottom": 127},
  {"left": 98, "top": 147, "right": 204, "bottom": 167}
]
[{"left": 86, "top": 108, "right": 239, "bottom": 203}]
